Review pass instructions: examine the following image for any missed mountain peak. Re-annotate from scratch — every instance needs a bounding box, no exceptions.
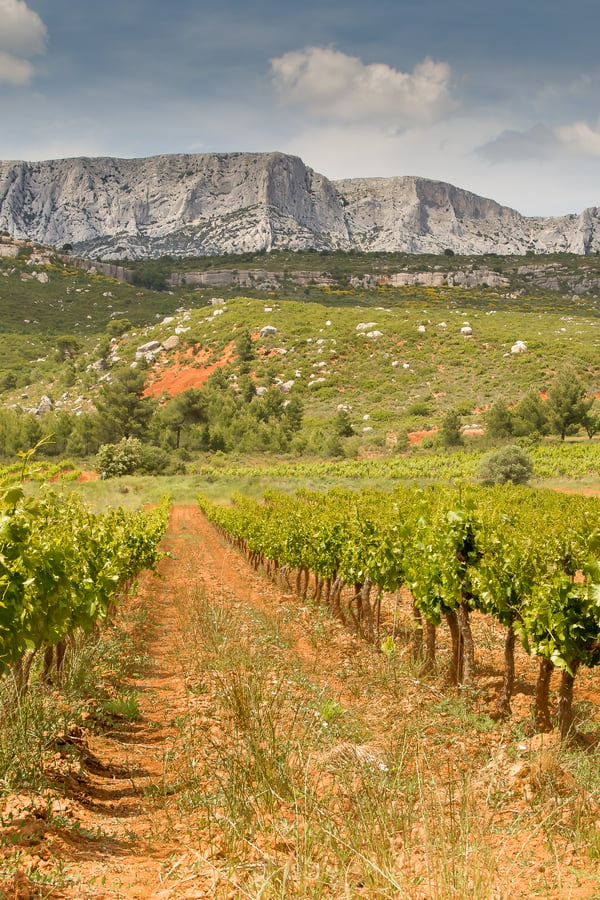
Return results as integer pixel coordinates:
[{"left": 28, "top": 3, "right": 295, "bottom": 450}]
[{"left": 0, "top": 151, "right": 597, "bottom": 258}]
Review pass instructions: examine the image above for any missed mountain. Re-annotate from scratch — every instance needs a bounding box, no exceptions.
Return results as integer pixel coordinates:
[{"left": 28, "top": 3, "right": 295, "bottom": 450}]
[{"left": 0, "top": 151, "right": 598, "bottom": 259}]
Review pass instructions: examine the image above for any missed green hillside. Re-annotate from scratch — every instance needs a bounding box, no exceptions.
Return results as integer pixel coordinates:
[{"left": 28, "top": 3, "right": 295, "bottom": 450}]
[{"left": 0, "top": 241, "right": 599, "bottom": 472}]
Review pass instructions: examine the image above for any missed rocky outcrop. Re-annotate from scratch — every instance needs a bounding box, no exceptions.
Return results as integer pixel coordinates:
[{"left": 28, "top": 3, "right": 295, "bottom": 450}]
[{"left": 0, "top": 151, "right": 598, "bottom": 259}]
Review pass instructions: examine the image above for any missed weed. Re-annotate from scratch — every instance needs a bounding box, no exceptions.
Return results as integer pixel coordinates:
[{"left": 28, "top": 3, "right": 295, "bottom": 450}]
[{"left": 102, "top": 692, "right": 141, "bottom": 721}]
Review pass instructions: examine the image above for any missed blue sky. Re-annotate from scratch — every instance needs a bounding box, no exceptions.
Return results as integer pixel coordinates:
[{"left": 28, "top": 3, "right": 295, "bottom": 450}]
[{"left": 1, "top": 0, "right": 599, "bottom": 215}]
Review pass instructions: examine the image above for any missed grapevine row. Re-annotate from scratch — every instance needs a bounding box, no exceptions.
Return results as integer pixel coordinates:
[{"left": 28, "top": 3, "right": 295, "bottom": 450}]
[
  {"left": 0, "top": 486, "right": 170, "bottom": 692},
  {"left": 198, "top": 485, "right": 600, "bottom": 739}
]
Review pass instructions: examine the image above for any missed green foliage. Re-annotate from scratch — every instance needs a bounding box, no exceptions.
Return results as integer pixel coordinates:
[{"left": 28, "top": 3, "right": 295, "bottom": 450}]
[
  {"left": 96, "top": 437, "right": 143, "bottom": 477},
  {"left": 333, "top": 409, "right": 354, "bottom": 437},
  {"left": 0, "top": 486, "right": 169, "bottom": 678},
  {"left": 103, "top": 692, "right": 141, "bottom": 720},
  {"left": 199, "top": 483, "right": 600, "bottom": 739},
  {"left": 477, "top": 445, "right": 534, "bottom": 485},
  {"left": 583, "top": 412, "right": 600, "bottom": 439},
  {"left": 2, "top": 252, "right": 600, "bottom": 465},
  {"left": 511, "top": 392, "right": 550, "bottom": 438},
  {"left": 107, "top": 318, "right": 132, "bottom": 338},
  {"left": 235, "top": 328, "right": 255, "bottom": 364},
  {"left": 130, "top": 259, "right": 172, "bottom": 291},
  {"left": 437, "top": 408, "right": 463, "bottom": 447},
  {"left": 284, "top": 394, "right": 304, "bottom": 432},
  {"left": 547, "top": 367, "right": 593, "bottom": 441},
  {"left": 154, "top": 388, "right": 207, "bottom": 450},
  {"left": 94, "top": 368, "right": 155, "bottom": 444},
  {"left": 485, "top": 400, "right": 513, "bottom": 440},
  {"left": 406, "top": 400, "right": 432, "bottom": 417}
]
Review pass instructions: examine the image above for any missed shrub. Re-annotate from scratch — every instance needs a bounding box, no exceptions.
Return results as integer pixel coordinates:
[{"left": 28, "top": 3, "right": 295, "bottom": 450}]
[
  {"left": 477, "top": 445, "right": 534, "bottom": 486},
  {"left": 437, "top": 408, "right": 463, "bottom": 448},
  {"left": 406, "top": 400, "right": 432, "bottom": 417},
  {"left": 96, "top": 437, "right": 142, "bottom": 478}
]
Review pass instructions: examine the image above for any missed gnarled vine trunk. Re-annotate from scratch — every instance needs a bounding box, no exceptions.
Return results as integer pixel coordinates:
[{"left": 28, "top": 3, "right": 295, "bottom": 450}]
[
  {"left": 495, "top": 622, "right": 515, "bottom": 719},
  {"left": 9, "top": 649, "right": 37, "bottom": 702},
  {"left": 457, "top": 601, "right": 475, "bottom": 687},
  {"left": 445, "top": 609, "right": 462, "bottom": 686},
  {"left": 420, "top": 620, "right": 437, "bottom": 675},
  {"left": 412, "top": 601, "right": 423, "bottom": 656},
  {"left": 535, "top": 657, "right": 555, "bottom": 732},
  {"left": 359, "top": 577, "right": 375, "bottom": 643},
  {"left": 558, "top": 658, "right": 580, "bottom": 740}
]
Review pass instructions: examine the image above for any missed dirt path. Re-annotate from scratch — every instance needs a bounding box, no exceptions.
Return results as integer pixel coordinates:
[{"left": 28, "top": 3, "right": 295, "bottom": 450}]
[{"left": 0, "top": 506, "right": 363, "bottom": 898}]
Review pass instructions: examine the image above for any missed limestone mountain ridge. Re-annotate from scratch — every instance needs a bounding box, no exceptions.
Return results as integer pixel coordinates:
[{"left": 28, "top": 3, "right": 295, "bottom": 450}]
[{"left": 0, "top": 151, "right": 598, "bottom": 259}]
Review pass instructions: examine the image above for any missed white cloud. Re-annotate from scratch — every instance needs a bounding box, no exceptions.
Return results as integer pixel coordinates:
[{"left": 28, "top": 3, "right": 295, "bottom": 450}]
[
  {"left": 270, "top": 46, "right": 454, "bottom": 128},
  {"left": 0, "top": 0, "right": 47, "bottom": 85},
  {"left": 479, "top": 119, "right": 600, "bottom": 162},
  {"left": 0, "top": 50, "right": 35, "bottom": 85},
  {"left": 555, "top": 120, "right": 600, "bottom": 158}
]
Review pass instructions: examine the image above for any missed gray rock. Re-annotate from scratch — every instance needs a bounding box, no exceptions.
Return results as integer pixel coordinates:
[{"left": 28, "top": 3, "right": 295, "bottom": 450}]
[
  {"left": 511, "top": 340, "right": 528, "bottom": 354},
  {"left": 36, "top": 395, "right": 53, "bottom": 414},
  {"left": 161, "top": 335, "right": 180, "bottom": 351},
  {"left": 136, "top": 340, "right": 161, "bottom": 353},
  {"left": 1, "top": 152, "right": 599, "bottom": 259},
  {"left": 260, "top": 325, "right": 278, "bottom": 337}
]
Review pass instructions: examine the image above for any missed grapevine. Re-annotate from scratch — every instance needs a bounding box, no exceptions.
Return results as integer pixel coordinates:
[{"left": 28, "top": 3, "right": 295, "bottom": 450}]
[{"left": 199, "top": 485, "right": 600, "bottom": 739}]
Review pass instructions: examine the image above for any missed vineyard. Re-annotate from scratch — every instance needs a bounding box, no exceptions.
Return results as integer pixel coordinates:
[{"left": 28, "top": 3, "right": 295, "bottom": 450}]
[
  {"left": 2, "top": 492, "right": 600, "bottom": 896},
  {"left": 199, "top": 485, "right": 600, "bottom": 741},
  {"left": 0, "top": 482, "right": 169, "bottom": 694}
]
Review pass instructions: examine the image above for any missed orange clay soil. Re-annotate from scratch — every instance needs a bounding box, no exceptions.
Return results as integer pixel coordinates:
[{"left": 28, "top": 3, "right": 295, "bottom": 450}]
[
  {"left": 144, "top": 344, "right": 235, "bottom": 399},
  {"left": 3, "top": 506, "right": 600, "bottom": 898}
]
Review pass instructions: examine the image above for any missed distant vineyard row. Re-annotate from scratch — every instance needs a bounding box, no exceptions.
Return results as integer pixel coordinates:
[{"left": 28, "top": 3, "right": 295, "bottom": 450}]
[
  {"left": 194, "top": 441, "right": 600, "bottom": 483},
  {"left": 199, "top": 484, "right": 600, "bottom": 740}
]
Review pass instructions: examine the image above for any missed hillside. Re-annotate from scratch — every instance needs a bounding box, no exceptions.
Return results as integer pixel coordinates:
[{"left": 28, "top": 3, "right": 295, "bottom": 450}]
[
  {"left": 1, "top": 152, "right": 599, "bottom": 259},
  {"left": 1, "top": 240, "right": 599, "bottom": 467}
]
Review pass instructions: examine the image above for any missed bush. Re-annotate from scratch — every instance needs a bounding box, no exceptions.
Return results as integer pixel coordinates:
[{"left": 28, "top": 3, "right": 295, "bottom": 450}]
[
  {"left": 477, "top": 445, "right": 534, "bottom": 486},
  {"left": 96, "top": 437, "right": 142, "bottom": 478},
  {"left": 406, "top": 400, "right": 432, "bottom": 417},
  {"left": 437, "top": 408, "right": 463, "bottom": 448}
]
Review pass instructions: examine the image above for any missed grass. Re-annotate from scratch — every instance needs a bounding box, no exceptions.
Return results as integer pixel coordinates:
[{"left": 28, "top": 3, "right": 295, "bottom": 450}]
[
  {"left": 0, "top": 586, "right": 152, "bottom": 794},
  {"left": 62, "top": 439, "right": 600, "bottom": 515}
]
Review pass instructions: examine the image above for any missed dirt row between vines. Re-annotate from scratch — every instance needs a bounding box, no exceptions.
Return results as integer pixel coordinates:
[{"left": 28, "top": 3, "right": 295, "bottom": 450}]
[{"left": 3, "top": 505, "right": 600, "bottom": 898}]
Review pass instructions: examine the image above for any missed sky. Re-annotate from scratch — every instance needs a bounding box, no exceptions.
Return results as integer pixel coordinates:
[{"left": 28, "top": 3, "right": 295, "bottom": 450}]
[{"left": 1, "top": 0, "right": 599, "bottom": 216}]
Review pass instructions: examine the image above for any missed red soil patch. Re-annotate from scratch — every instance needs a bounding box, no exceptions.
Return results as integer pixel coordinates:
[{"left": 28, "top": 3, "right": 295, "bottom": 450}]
[
  {"left": 408, "top": 427, "right": 437, "bottom": 445},
  {"left": 77, "top": 471, "right": 99, "bottom": 482},
  {"left": 555, "top": 486, "right": 600, "bottom": 498},
  {"left": 144, "top": 342, "right": 236, "bottom": 399}
]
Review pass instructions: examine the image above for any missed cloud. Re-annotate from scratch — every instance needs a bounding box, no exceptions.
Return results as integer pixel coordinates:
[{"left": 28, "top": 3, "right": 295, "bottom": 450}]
[
  {"left": 479, "top": 120, "right": 600, "bottom": 162},
  {"left": 555, "top": 120, "right": 600, "bottom": 158},
  {"left": 270, "top": 46, "right": 454, "bottom": 128},
  {"left": 0, "top": 50, "right": 35, "bottom": 85},
  {"left": 0, "top": 0, "right": 47, "bottom": 85}
]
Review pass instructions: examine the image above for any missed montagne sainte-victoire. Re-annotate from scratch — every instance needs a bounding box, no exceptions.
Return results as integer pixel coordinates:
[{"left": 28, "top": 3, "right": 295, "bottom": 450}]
[{"left": 0, "top": 151, "right": 598, "bottom": 260}]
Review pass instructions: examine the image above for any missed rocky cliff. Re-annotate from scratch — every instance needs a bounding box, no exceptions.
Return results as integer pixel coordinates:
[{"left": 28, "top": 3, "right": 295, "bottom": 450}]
[{"left": 0, "top": 151, "right": 598, "bottom": 259}]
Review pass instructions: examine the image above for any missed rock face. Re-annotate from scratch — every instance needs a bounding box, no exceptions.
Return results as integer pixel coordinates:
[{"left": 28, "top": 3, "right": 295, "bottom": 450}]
[{"left": 0, "top": 151, "right": 598, "bottom": 259}]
